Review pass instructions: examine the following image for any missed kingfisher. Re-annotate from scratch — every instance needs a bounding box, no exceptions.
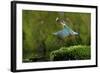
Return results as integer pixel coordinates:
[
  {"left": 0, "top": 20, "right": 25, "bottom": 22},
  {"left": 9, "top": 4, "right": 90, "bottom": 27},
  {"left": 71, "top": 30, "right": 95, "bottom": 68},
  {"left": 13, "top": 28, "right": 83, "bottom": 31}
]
[{"left": 53, "top": 17, "right": 79, "bottom": 39}]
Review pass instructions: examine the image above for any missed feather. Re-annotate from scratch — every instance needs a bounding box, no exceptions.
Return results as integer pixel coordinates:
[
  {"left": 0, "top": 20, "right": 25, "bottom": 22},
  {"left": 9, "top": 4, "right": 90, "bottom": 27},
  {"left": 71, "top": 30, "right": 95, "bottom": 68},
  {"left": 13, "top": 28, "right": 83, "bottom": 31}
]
[{"left": 53, "top": 25, "right": 78, "bottom": 38}]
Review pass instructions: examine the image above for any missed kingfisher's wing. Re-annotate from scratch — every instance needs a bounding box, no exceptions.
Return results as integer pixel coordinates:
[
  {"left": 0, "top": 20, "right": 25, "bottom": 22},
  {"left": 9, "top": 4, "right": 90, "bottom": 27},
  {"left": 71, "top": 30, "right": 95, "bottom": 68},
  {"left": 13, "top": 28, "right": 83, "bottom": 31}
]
[
  {"left": 53, "top": 24, "right": 79, "bottom": 38},
  {"left": 52, "top": 28, "right": 71, "bottom": 38},
  {"left": 64, "top": 25, "right": 73, "bottom": 33},
  {"left": 64, "top": 25, "right": 79, "bottom": 35}
]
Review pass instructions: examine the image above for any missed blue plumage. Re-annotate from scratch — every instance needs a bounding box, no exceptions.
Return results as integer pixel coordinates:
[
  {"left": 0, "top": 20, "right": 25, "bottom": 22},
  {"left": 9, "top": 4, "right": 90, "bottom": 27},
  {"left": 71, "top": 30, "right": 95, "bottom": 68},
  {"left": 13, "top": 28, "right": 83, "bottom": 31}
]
[{"left": 53, "top": 25, "right": 78, "bottom": 38}]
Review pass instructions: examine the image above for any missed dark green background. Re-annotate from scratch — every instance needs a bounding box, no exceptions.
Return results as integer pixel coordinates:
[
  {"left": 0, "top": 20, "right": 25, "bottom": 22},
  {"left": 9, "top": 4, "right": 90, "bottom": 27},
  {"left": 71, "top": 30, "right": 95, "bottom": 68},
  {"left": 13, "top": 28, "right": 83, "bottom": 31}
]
[{"left": 22, "top": 10, "right": 91, "bottom": 62}]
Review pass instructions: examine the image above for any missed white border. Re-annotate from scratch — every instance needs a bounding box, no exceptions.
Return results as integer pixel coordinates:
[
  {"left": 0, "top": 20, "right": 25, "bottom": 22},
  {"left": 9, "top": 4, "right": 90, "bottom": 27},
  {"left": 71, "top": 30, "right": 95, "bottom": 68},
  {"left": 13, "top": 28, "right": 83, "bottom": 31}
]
[{"left": 16, "top": 3, "right": 96, "bottom": 70}]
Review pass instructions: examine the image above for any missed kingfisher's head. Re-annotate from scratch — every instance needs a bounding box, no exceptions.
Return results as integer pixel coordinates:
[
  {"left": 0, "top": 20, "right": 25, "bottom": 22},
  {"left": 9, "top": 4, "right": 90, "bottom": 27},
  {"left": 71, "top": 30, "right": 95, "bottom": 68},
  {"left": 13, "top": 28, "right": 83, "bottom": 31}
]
[
  {"left": 56, "top": 17, "right": 65, "bottom": 25},
  {"left": 56, "top": 17, "right": 60, "bottom": 23}
]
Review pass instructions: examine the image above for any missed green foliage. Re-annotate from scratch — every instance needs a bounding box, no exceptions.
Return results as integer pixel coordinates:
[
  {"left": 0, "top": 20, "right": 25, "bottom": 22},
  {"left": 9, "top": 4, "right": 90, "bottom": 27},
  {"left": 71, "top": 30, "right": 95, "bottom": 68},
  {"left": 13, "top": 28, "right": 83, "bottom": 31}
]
[
  {"left": 45, "top": 35, "right": 64, "bottom": 59},
  {"left": 44, "top": 35, "right": 82, "bottom": 60},
  {"left": 50, "top": 45, "right": 91, "bottom": 61}
]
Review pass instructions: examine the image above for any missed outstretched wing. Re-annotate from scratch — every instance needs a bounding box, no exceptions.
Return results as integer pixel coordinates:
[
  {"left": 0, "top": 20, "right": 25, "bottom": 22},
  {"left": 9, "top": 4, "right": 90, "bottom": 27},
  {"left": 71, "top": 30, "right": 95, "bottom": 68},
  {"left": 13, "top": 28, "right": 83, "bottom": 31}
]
[
  {"left": 52, "top": 28, "right": 71, "bottom": 38},
  {"left": 53, "top": 24, "right": 79, "bottom": 38},
  {"left": 64, "top": 25, "right": 73, "bottom": 33},
  {"left": 64, "top": 25, "right": 79, "bottom": 35}
]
